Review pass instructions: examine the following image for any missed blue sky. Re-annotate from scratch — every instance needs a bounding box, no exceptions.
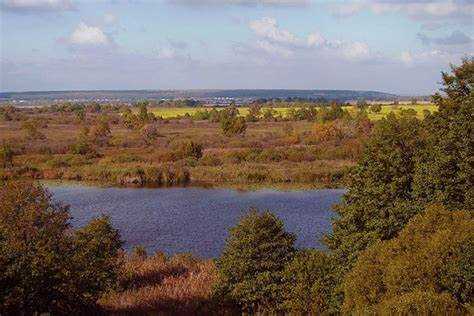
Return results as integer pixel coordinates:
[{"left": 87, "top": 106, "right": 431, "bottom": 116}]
[{"left": 1, "top": 0, "right": 473, "bottom": 94}]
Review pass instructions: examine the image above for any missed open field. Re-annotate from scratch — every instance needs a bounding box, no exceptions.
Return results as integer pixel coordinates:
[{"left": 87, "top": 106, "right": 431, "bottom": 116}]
[
  {"left": 0, "top": 104, "right": 376, "bottom": 188},
  {"left": 148, "top": 104, "right": 437, "bottom": 120}
]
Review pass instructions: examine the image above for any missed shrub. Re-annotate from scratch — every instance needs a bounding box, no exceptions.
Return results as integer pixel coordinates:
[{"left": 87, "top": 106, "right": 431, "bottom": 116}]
[
  {"left": 75, "top": 107, "right": 86, "bottom": 123},
  {"left": 245, "top": 104, "right": 261, "bottom": 122},
  {"left": 21, "top": 119, "right": 45, "bottom": 140},
  {"left": 193, "top": 109, "right": 211, "bottom": 120},
  {"left": 90, "top": 115, "right": 111, "bottom": 146},
  {"left": 140, "top": 123, "right": 159, "bottom": 145},
  {"left": 0, "top": 143, "right": 14, "bottom": 168},
  {"left": 122, "top": 107, "right": 138, "bottom": 129},
  {"left": 262, "top": 108, "right": 277, "bottom": 121},
  {"left": 0, "top": 106, "right": 14, "bottom": 121},
  {"left": 370, "top": 104, "right": 382, "bottom": 113},
  {"left": 214, "top": 209, "right": 295, "bottom": 313},
  {"left": 177, "top": 140, "right": 203, "bottom": 160},
  {"left": 0, "top": 181, "right": 123, "bottom": 314},
  {"left": 199, "top": 152, "right": 223, "bottom": 166},
  {"left": 282, "top": 122, "right": 294, "bottom": 136},
  {"left": 318, "top": 104, "right": 345, "bottom": 122},
  {"left": 221, "top": 116, "right": 247, "bottom": 136},
  {"left": 342, "top": 205, "right": 473, "bottom": 314},
  {"left": 131, "top": 245, "right": 148, "bottom": 261},
  {"left": 71, "top": 127, "right": 96, "bottom": 156}
]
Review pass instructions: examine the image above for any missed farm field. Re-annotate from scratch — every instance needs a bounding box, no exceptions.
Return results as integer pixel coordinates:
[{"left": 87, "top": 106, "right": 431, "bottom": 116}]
[{"left": 148, "top": 104, "right": 437, "bottom": 120}]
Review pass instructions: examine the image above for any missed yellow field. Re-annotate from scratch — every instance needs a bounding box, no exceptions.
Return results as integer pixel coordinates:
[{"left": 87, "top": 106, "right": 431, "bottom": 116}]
[{"left": 148, "top": 104, "right": 437, "bottom": 120}]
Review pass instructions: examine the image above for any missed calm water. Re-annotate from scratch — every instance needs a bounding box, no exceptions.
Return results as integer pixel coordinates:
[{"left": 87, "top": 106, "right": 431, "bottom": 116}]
[{"left": 46, "top": 184, "right": 345, "bottom": 258}]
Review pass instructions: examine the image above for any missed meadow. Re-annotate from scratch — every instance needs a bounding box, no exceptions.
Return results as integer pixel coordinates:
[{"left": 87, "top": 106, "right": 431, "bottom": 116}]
[
  {"left": 0, "top": 102, "right": 437, "bottom": 189},
  {"left": 148, "top": 104, "right": 436, "bottom": 120}
]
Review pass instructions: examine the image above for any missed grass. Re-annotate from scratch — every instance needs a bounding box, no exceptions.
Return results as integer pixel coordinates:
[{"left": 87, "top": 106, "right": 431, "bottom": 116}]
[
  {"left": 98, "top": 252, "right": 221, "bottom": 314},
  {"left": 148, "top": 104, "right": 437, "bottom": 120}
]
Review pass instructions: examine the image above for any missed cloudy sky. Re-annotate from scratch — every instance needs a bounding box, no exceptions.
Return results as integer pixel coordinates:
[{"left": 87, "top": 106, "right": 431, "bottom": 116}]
[{"left": 0, "top": 0, "right": 473, "bottom": 94}]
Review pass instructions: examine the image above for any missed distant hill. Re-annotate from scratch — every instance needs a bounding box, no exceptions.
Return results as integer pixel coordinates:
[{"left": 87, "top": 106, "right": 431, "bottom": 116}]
[{"left": 0, "top": 89, "right": 398, "bottom": 104}]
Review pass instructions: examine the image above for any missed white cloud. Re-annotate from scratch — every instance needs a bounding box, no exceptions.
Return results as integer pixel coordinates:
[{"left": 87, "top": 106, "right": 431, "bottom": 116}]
[
  {"left": 307, "top": 32, "right": 326, "bottom": 47},
  {"left": 103, "top": 13, "right": 117, "bottom": 25},
  {"left": 418, "top": 30, "right": 473, "bottom": 46},
  {"left": 328, "top": 0, "right": 474, "bottom": 22},
  {"left": 248, "top": 16, "right": 375, "bottom": 61},
  {"left": 69, "top": 22, "right": 109, "bottom": 45},
  {"left": 257, "top": 40, "right": 293, "bottom": 57},
  {"left": 399, "top": 49, "right": 463, "bottom": 66},
  {"left": 343, "top": 41, "right": 370, "bottom": 59},
  {"left": 156, "top": 47, "right": 177, "bottom": 59},
  {"left": 400, "top": 51, "right": 413, "bottom": 64},
  {"left": 1, "top": 0, "right": 75, "bottom": 12},
  {"left": 168, "top": 0, "right": 309, "bottom": 7},
  {"left": 249, "top": 17, "right": 298, "bottom": 45},
  {"left": 329, "top": 2, "right": 364, "bottom": 18}
]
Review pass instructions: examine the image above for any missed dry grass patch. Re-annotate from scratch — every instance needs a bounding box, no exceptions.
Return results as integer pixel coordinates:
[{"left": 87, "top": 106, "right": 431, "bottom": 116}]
[{"left": 99, "top": 253, "right": 220, "bottom": 315}]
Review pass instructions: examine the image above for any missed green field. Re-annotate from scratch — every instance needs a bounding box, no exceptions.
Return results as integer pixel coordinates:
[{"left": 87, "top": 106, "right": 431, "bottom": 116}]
[{"left": 148, "top": 104, "right": 437, "bottom": 120}]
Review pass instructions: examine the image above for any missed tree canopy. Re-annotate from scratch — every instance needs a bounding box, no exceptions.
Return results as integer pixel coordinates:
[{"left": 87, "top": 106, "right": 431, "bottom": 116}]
[
  {"left": 343, "top": 204, "right": 473, "bottom": 314},
  {"left": 0, "top": 181, "right": 123, "bottom": 314},
  {"left": 215, "top": 209, "right": 295, "bottom": 312}
]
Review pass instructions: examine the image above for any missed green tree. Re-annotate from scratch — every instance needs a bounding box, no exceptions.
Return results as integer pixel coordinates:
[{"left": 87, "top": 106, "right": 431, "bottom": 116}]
[
  {"left": 0, "top": 181, "right": 123, "bottom": 314},
  {"left": 281, "top": 250, "right": 338, "bottom": 314},
  {"left": 413, "top": 58, "right": 474, "bottom": 210},
  {"left": 215, "top": 209, "right": 295, "bottom": 313},
  {"left": 342, "top": 205, "right": 473, "bottom": 314},
  {"left": 326, "top": 111, "right": 424, "bottom": 268},
  {"left": 71, "top": 216, "right": 123, "bottom": 306}
]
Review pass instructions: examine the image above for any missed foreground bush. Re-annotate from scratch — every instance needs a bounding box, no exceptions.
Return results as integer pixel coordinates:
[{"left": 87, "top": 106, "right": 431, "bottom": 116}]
[
  {"left": 214, "top": 209, "right": 295, "bottom": 313},
  {"left": 0, "top": 181, "right": 123, "bottom": 314},
  {"left": 342, "top": 204, "right": 473, "bottom": 314}
]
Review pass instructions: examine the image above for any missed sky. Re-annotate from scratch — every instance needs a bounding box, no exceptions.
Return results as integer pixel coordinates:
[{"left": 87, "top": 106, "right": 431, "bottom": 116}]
[{"left": 0, "top": 0, "right": 473, "bottom": 94}]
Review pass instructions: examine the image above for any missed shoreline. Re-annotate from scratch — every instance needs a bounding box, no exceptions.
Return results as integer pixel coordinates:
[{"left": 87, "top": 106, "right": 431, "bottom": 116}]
[{"left": 40, "top": 178, "right": 347, "bottom": 192}]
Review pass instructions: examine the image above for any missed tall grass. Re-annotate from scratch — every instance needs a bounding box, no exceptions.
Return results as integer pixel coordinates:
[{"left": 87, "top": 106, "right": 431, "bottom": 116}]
[{"left": 99, "top": 253, "right": 220, "bottom": 314}]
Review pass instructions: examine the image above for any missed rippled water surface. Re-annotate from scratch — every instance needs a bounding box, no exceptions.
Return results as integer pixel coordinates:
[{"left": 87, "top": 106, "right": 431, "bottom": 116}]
[{"left": 47, "top": 184, "right": 345, "bottom": 258}]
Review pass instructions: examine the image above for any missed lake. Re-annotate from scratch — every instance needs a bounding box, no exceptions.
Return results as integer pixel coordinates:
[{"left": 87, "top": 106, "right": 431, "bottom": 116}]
[{"left": 46, "top": 183, "right": 345, "bottom": 258}]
